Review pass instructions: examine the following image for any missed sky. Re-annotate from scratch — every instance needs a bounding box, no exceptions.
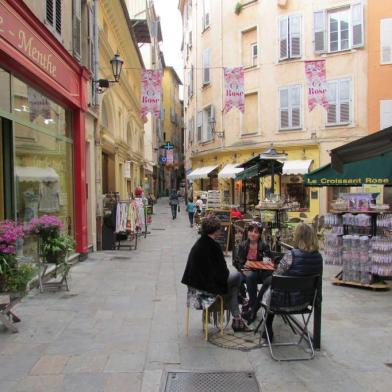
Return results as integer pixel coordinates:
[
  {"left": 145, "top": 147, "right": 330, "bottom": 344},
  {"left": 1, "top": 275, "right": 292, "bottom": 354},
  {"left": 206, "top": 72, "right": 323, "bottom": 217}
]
[{"left": 153, "top": 0, "right": 184, "bottom": 83}]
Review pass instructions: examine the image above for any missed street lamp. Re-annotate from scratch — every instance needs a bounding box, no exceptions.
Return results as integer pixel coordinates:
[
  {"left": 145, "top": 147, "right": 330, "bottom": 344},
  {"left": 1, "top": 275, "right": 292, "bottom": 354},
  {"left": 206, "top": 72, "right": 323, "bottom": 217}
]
[
  {"left": 95, "top": 52, "right": 124, "bottom": 93},
  {"left": 260, "top": 144, "right": 287, "bottom": 194},
  {"left": 208, "top": 116, "right": 225, "bottom": 138}
]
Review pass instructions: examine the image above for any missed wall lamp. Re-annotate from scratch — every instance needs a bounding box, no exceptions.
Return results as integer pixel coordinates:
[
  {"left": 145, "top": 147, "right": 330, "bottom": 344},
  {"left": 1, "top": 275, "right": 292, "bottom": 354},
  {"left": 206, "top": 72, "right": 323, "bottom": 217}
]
[
  {"left": 208, "top": 117, "right": 225, "bottom": 138},
  {"left": 94, "top": 52, "right": 124, "bottom": 94}
]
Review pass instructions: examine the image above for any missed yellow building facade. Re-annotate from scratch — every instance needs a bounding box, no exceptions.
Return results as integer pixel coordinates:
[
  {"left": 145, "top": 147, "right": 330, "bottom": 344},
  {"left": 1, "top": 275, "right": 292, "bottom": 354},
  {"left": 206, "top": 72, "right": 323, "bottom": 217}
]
[
  {"left": 98, "top": 0, "right": 145, "bottom": 201},
  {"left": 180, "top": 0, "right": 368, "bottom": 217},
  {"left": 160, "top": 66, "right": 184, "bottom": 193}
]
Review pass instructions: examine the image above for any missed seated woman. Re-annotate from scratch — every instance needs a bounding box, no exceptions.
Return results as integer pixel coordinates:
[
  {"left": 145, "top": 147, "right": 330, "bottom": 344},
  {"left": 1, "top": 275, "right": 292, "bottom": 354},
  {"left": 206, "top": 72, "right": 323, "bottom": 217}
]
[
  {"left": 233, "top": 221, "right": 273, "bottom": 324},
  {"left": 181, "top": 215, "right": 251, "bottom": 332},
  {"left": 258, "top": 223, "right": 323, "bottom": 341}
]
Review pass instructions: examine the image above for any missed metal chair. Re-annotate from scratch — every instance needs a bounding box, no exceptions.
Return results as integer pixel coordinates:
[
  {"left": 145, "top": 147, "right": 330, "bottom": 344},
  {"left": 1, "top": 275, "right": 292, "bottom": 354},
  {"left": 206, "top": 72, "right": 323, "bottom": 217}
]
[
  {"left": 185, "top": 294, "right": 225, "bottom": 341},
  {"left": 256, "top": 275, "right": 320, "bottom": 361}
]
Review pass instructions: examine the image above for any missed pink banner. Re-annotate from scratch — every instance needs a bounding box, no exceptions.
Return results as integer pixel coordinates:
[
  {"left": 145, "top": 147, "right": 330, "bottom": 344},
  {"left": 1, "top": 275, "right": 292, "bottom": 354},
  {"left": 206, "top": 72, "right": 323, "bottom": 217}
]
[
  {"left": 223, "top": 67, "right": 245, "bottom": 113},
  {"left": 305, "top": 60, "right": 329, "bottom": 111},
  {"left": 166, "top": 149, "right": 173, "bottom": 165},
  {"left": 140, "top": 70, "right": 162, "bottom": 119}
]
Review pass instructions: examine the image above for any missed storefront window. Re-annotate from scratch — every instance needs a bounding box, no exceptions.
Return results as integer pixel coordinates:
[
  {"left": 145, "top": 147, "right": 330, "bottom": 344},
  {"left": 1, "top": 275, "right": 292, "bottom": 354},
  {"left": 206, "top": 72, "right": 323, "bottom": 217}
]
[
  {"left": 12, "top": 77, "right": 72, "bottom": 138},
  {"left": 281, "top": 176, "right": 310, "bottom": 210},
  {"left": 0, "top": 68, "right": 11, "bottom": 113}
]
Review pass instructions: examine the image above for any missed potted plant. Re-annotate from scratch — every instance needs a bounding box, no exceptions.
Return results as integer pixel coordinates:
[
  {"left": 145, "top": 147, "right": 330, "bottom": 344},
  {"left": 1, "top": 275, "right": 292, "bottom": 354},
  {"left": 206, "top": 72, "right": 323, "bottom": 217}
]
[
  {"left": 0, "top": 220, "right": 36, "bottom": 294},
  {"left": 41, "top": 235, "right": 75, "bottom": 264},
  {"left": 27, "top": 215, "right": 64, "bottom": 242},
  {"left": 234, "top": 2, "right": 243, "bottom": 15}
]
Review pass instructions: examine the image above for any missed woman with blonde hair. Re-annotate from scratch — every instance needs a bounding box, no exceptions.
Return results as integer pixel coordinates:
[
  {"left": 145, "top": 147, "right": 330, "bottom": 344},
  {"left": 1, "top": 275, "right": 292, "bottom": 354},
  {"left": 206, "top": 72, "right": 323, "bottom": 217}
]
[{"left": 255, "top": 223, "right": 323, "bottom": 340}]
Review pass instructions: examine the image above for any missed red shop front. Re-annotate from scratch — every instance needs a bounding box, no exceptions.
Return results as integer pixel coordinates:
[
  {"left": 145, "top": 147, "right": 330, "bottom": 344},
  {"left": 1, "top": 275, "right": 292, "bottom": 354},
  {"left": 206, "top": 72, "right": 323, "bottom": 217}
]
[{"left": 0, "top": 1, "right": 89, "bottom": 254}]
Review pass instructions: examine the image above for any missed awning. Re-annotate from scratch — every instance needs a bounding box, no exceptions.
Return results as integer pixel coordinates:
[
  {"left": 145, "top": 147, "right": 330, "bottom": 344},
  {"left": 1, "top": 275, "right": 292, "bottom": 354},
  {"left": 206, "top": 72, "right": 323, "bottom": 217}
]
[
  {"left": 235, "top": 165, "right": 259, "bottom": 180},
  {"left": 331, "top": 126, "right": 392, "bottom": 171},
  {"left": 282, "top": 160, "right": 313, "bottom": 175},
  {"left": 15, "top": 167, "right": 59, "bottom": 182},
  {"left": 218, "top": 164, "right": 244, "bottom": 179},
  {"left": 187, "top": 165, "right": 218, "bottom": 180},
  {"left": 304, "top": 151, "right": 392, "bottom": 187}
]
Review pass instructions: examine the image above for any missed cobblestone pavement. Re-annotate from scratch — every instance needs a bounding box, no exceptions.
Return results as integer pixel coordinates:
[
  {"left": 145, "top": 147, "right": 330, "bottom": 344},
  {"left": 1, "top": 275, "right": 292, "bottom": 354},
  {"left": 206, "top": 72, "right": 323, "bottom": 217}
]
[{"left": 1, "top": 199, "right": 392, "bottom": 391}]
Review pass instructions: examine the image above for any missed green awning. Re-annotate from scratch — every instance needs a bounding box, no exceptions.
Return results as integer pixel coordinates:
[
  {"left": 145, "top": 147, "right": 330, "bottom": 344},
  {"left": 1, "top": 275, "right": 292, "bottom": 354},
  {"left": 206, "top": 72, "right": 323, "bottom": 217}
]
[
  {"left": 236, "top": 164, "right": 259, "bottom": 180},
  {"left": 304, "top": 152, "right": 392, "bottom": 187}
]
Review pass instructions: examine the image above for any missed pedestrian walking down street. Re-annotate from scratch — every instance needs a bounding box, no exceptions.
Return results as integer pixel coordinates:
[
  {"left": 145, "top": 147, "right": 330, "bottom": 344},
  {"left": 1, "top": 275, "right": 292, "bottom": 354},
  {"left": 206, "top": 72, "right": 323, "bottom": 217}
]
[
  {"left": 169, "top": 189, "right": 179, "bottom": 219},
  {"left": 186, "top": 197, "right": 196, "bottom": 227}
]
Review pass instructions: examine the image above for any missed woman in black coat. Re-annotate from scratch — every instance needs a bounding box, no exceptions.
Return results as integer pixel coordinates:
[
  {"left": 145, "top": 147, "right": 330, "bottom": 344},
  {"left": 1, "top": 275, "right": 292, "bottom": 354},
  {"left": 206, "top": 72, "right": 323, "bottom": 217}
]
[
  {"left": 182, "top": 215, "right": 251, "bottom": 332},
  {"left": 169, "top": 189, "right": 179, "bottom": 219}
]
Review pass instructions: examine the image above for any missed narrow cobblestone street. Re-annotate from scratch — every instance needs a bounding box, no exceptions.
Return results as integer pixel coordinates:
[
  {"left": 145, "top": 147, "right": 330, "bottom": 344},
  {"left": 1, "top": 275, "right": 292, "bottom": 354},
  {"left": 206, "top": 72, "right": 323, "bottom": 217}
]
[{"left": 1, "top": 199, "right": 392, "bottom": 391}]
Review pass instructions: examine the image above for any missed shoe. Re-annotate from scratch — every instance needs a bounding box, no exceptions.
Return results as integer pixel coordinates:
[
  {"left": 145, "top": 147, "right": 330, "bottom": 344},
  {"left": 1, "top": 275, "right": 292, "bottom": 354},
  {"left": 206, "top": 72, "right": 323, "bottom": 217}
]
[
  {"left": 261, "top": 329, "right": 274, "bottom": 342},
  {"left": 232, "top": 318, "right": 253, "bottom": 332}
]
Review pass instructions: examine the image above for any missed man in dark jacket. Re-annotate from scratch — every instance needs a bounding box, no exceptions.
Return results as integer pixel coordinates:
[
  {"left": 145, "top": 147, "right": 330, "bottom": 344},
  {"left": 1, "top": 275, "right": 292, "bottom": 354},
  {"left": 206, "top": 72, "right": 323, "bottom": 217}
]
[
  {"left": 169, "top": 190, "right": 179, "bottom": 219},
  {"left": 182, "top": 215, "right": 251, "bottom": 332}
]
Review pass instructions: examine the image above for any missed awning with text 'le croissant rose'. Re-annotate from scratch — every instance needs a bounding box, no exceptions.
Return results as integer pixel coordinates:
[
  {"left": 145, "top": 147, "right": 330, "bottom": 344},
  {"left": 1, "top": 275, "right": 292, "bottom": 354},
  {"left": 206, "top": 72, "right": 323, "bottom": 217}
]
[{"left": 304, "top": 151, "right": 392, "bottom": 187}]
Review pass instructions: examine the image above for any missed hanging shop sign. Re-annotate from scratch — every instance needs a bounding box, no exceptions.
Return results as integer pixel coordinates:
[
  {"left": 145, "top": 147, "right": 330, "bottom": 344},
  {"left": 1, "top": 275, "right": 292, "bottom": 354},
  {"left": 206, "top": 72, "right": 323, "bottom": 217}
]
[
  {"left": 223, "top": 67, "right": 245, "bottom": 113},
  {"left": 159, "top": 156, "right": 167, "bottom": 165},
  {"left": 140, "top": 69, "right": 162, "bottom": 119},
  {"left": 304, "top": 60, "right": 329, "bottom": 112},
  {"left": 166, "top": 149, "right": 174, "bottom": 165}
]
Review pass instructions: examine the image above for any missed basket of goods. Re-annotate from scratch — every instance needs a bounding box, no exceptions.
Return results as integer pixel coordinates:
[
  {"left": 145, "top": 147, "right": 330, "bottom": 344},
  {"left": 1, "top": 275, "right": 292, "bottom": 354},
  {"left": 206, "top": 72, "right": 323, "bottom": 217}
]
[
  {"left": 330, "top": 199, "right": 348, "bottom": 211},
  {"left": 370, "top": 204, "right": 390, "bottom": 211}
]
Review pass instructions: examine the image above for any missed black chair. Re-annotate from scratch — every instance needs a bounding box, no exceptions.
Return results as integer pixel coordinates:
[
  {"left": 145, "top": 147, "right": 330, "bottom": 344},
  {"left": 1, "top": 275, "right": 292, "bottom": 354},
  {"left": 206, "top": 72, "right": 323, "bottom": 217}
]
[{"left": 255, "top": 274, "right": 320, "bottom": 361}]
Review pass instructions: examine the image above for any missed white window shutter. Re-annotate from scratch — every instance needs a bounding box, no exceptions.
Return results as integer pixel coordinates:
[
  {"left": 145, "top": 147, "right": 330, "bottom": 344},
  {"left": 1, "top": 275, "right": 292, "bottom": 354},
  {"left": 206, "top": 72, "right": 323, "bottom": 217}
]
[
  {"left": 289, "top": 15, "right": 302, "bottom": 58},
  {"left": 314, "top": 10, "right": 326, "bottom": 53},
  {"left": 208, "top": 106, "right": 215, "bottom": 139},
  {"left": 381, "top": 19, "right": 392, "bottom": 64},
  {"left": 291, "top": 86, "right": 301, "bottom": 128},
  {"left": 279, "top": 88, "right": 289, "bottom": 129},
  {"left": 203, "top": 49, "right": 210, "bottom": 84},
  {"left": 339, "top": 79, "right": 351, "bottom": 123},
  {"left": 197, "top": 111, "right": 203, "bottom": 141},
  {"left": 327, "top": 81, "right": 338, "bottom": 124},
  {"left": 351, "top": 2, "right": 364, "bottom": 48},
  {"left": 72, "top": 0, "right": 81, "bottom": 59},
  {"left": 279, "top": 17, "right": 289, "bottom": 61},
  {"left": 380, "top": 100, "right": 392, "bottom": 129}
]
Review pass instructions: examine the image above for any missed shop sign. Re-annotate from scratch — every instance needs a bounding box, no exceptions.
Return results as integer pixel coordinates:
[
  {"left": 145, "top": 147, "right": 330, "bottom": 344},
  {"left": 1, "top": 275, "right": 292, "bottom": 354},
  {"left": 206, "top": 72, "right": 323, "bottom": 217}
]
[
  {"left": 306, "top": 177, "right": 390, "bottom": 186},
  {"left": 123, "top": 161, "right": 131, "bottom": 178},
  {"left": 0, "top": 2, "right": 78, "bottom": 94},
  {"left": 140, "top": 69, "right": 162, "bottom": 119},
  {"left": 166, "top": 149, "right": 173, "bottom": 165}
]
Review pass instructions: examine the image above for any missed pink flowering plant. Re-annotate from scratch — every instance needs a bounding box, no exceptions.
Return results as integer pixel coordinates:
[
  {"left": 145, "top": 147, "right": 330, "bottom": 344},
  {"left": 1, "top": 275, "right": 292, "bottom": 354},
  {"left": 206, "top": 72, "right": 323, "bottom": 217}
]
[
  {"left": 27, "top": 215, "right": 64, "bottom": 240},
  {"left": 0, "top": 220, "right": 35, "bottom": 293}
]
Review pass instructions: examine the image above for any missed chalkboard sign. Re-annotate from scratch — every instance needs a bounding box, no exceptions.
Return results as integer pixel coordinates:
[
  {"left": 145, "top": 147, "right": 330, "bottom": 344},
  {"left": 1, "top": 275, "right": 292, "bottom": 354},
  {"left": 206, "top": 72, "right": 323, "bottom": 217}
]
[{"left": 215, "top": 223, "right": 231, "bottom": 255}]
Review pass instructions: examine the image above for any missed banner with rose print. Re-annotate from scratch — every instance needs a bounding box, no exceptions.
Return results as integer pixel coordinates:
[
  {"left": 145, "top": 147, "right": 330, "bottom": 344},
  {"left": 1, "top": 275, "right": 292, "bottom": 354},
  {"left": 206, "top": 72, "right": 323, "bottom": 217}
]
[
  {"left": 140, "top": 70, "right": 163, "bottom": 119},
  {"left": 223, "top": 67, "right": 245, "bottom": 114},
  {"left": 305, "top": 60, "right": 329, "bottom": 111}
]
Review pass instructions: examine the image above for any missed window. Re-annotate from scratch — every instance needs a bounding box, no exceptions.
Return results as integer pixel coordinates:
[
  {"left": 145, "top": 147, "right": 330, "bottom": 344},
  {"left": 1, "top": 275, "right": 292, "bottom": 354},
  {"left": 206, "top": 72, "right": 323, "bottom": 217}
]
[
  {"left": 188, "top": 65, "right": 194, "bottom": 97},
  {"left": 241, "top": 27, "right": 257, "bottom": 67},
  {"left": 202, "top": 49, "right": 211, "bottom": 85},
  {"left": 197, "top": 111, "right": 203, "bottom": 141},
  {"left": 46, "top": 0, "right": 62, "bottom": 36},
  {"left": 242, "top": 93, "right": 258, "bottom": 134},
  {"left": 189, "top": 30, "right": 193, "bottom": 48},
  {"left": 202, "top": 0, "right": 210, "bottom": 30},
  {"left": 188, "top": 117, "right": 194, "bottom": 144},
  {"left": 380, "top": 100, "right": 392, "bottom": 129},
  {"left": 204, "top": 105, "right": 215, "bottom": 141},
  {"left": 326, "top": 78, "right": 351, "bottom": 126},
  {"left": 72, "top": 0, "right": 81, "bottom": 59},
  {"left": 381, "top": 19, "right": 392, "bottom": 64},
  {"left": 313, "top": 3, "right": 364, "bottom": 53},
  {"left": 279, "top": 15, "right": 302, "bottom": 61},
  {"left": 279, "top": 85, "right": 302, "bottom": 130}
]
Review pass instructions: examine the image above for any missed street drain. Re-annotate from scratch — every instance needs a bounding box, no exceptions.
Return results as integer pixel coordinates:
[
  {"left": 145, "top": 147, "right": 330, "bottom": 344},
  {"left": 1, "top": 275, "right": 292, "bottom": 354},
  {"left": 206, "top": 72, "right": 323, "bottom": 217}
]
[
  {"left": 110, "top": 256, "right": 131, "bottom": 261},
  {"left": 151, "top": 228, "right": 166, "bottom": 231},
  {"left": 60, "top": 294, "right": 79, "bottom": 299},
  {"left": 163, "top": 371, "right": 260, "bottom": 392},
  {"left": 385, "top": 363, "right": 392, "bottom": 368}
]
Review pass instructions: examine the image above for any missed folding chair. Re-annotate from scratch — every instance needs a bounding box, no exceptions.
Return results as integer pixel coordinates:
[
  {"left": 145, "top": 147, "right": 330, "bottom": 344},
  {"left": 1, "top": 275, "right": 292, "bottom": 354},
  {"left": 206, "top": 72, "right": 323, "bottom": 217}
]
[{"left": 256, "top": 275, "right": 320, "bottom": 361}]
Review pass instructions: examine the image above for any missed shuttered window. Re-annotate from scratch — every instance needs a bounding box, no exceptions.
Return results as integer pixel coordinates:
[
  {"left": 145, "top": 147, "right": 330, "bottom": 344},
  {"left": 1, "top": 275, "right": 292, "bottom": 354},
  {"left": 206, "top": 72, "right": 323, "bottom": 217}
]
[
  {"left": 202, "top": 49, "right": 210, "bottom": 85},
  {"left": 197, "top": 111, "right": 203, "bottom": 141},
  {"left": 380, "top": 100, "right": 392, "bottom": 129},
  {"left": 73, "top": 0, "right": 81, "bottom": 59},
  {"left": 326, "top": 79, "right": 351, "bottom": 126},
  {"left": 381, "top": 18, "right": 392, "bottom": 64},
  {"left": 202, "top": 0, "right": 210, "bottom": 30},
  {"left": 279, "top": 85, "right": 302, "bottom": 130},
  {"left": 313, "top": 2, "right": 364, "bottom": 54},
  {"left": 204, "top": 105, "right": 215, "bottom": 141},
  {"left": 188, "top": 65, "right": 194, "bottom": 97},
  {"left": 278, "top": 15, "right": 302, "bottom": 61},
  {"left": 46, "top": 0, "right": 62, "bottom": 36}
]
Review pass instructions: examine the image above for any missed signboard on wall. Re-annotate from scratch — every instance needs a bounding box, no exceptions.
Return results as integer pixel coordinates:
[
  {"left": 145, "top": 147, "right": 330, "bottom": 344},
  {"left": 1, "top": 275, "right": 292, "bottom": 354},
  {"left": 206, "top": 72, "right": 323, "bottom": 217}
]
[{"left": 123, "top": 161, "right": 131, "bottom": 178}]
